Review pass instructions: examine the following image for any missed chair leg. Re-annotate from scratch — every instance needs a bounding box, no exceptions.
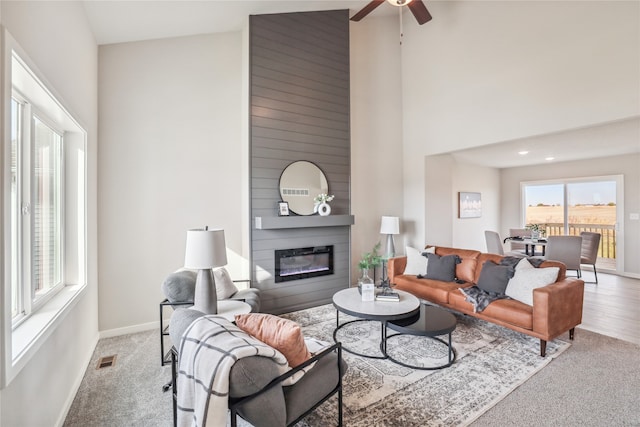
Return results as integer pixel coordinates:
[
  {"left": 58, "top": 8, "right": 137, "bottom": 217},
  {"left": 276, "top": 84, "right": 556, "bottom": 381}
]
[
  {"left": 540, "top": 339, "right": 547, "bottom": 357},
  {"left": 230, "top": 408, "right": 238, "bottom": 427},
  {"left": 592, "top": 264, "right": 598, "bottom": 284},
  {"left": 337, "top": 344, "right": 343, "bottom": 427}
]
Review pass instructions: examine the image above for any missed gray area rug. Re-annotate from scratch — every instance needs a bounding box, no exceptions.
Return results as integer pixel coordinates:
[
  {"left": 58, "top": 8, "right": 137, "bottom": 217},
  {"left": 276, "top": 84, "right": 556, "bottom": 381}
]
[
  {"left": 282, "top": 304, "right": 568, "bottom": 427},
  {"left": 65, "top": 303, "right": 640, "bottom": 426}
]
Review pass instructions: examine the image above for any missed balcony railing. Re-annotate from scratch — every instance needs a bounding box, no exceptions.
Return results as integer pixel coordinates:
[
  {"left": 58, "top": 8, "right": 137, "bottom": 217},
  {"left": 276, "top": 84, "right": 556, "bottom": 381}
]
[{"left": 539, "top": 223, "right": 616, "bottom": 259}]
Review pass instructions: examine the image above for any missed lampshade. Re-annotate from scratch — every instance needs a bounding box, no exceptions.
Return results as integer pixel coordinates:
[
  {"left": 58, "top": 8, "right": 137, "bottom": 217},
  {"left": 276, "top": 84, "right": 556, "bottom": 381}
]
[
  {"left": 184, "top": 228, "right": 227, "bottom": 269},
  {"left": 380, "top": 216, "right": 400, "bottom": 235}
]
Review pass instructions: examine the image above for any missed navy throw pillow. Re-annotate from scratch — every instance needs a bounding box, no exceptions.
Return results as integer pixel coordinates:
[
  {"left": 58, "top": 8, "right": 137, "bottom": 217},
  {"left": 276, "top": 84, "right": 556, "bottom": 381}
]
[
  {"left": 425, "top": 253, "right": 460, "bottom": 282},
  {"left": 476, "top": 260, "right": 513, "bottom": 295}
]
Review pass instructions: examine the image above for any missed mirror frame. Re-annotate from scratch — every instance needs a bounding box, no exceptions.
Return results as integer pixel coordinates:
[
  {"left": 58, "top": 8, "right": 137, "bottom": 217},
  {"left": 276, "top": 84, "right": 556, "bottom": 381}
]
[{"left": 278, "top": 160, "right": 329, "bottom": 216}]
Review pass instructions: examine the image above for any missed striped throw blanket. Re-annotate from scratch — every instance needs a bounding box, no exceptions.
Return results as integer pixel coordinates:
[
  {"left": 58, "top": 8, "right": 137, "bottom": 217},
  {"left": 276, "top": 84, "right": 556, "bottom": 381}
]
[{"left": 176, "top": 316, "right": 290, "bottom": 427}]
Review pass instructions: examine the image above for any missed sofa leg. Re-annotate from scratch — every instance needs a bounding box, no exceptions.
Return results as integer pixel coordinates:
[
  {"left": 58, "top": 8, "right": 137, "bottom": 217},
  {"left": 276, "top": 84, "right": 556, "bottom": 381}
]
[
  {"left": 540, "top": 340, "right": 547, "bottom": 357},
  {"left": 569, "top": 328, "right": 575, "bottom": 340}
]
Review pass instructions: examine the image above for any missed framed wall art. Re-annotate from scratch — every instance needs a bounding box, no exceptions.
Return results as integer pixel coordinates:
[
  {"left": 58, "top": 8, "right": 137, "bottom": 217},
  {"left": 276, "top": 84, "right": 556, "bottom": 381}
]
[
  {"left": 458, "top": 192, "right": 482, "bottom": 218},
  {"left": 278, "top": 201, "right": 290, "bottom": 216}
]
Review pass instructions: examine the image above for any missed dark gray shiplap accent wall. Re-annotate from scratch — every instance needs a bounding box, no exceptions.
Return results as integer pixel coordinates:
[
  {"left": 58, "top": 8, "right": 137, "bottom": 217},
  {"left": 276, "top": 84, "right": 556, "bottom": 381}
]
[{"left": 250, "top": 10, "right": 351, "bottom": 314}]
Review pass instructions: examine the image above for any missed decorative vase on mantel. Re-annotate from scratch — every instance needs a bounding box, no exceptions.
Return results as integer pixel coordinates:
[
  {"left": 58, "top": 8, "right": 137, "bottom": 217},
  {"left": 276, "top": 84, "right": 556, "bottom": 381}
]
[
  {"left": 317, "top": 202, "right": 331, "bottom": 216},
  {"left": 313, "top": 193, "right": 334, "bottom": 216}
]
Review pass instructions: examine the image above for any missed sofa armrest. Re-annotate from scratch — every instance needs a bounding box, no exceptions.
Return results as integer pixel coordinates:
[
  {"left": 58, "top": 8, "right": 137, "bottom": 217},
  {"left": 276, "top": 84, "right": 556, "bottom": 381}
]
[
  {"left": 532, "top": 277, "right": 584, "bottom": 340},
  {"left": 388, "top": 256, "right": 407, "bottom": 284}
]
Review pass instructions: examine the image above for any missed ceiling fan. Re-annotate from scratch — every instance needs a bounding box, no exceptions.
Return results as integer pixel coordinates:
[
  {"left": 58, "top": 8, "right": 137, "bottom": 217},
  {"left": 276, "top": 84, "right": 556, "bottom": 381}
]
[{"left": 351, "top": 0, "right": 433, "bottom": 25}]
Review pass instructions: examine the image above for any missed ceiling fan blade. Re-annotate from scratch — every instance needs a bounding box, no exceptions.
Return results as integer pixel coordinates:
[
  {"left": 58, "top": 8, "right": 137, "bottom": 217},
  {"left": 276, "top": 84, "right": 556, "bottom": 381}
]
[
  {"left": 350, "top": 0, "right": 385, "bottom": 22},
  {"left": 407, "top": 0, "right": 433, "bottom": 25}
]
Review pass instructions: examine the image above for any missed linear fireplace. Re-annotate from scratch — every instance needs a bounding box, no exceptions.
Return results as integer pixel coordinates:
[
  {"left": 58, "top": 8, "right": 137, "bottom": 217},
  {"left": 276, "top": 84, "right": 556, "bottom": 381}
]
[{"left": 275, "top": 246, "right": 334, "bottom": 283}]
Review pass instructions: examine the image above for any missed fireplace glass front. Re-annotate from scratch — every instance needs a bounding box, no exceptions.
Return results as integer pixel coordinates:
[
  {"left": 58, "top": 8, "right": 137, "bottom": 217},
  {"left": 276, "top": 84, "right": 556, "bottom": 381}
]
[{"left": 275, "top": 246, "right": 334, "bottom": 283}]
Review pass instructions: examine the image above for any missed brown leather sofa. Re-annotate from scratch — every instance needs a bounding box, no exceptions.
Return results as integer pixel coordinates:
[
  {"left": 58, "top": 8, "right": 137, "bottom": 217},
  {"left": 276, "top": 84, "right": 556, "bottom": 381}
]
[{"left": 388, "top": 246, "right": 585, "bottom": 356}]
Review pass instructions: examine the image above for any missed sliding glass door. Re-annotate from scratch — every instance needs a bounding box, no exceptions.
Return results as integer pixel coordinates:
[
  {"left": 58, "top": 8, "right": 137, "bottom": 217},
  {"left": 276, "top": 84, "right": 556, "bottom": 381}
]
[{"left": 522, "top": 176, "right": 622, "bottom": 272}]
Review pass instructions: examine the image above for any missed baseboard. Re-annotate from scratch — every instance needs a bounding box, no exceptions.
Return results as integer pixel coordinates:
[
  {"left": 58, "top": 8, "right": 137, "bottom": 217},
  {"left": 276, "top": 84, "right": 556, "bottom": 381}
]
[
  {"left": 99, "top": 321, "right": 158, "bottom": 339},
  {"left": 55, "top": 331, "right": 100, "bottom": 427},
  {"left": 621, "top": 272, "right": 640, "bottom": 279}
]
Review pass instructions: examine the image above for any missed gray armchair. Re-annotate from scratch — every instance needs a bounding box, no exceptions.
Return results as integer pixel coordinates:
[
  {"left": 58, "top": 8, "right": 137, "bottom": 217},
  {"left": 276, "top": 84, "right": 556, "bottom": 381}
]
[
  {"left": 159, "top": 269, "right": 261, "bottom": 367},
  {"left": 161, "top": 269, "right": 261, "bottom": 312},
  {"left": 168, "top": 309, "right": 346, "bottom": 427}
]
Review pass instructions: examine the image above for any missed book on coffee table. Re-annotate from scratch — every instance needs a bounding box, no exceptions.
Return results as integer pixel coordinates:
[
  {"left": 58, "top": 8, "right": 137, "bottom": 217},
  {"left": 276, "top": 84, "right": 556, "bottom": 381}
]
[{"left": 376, "top": 291, "right": 400, "bottom": 302}]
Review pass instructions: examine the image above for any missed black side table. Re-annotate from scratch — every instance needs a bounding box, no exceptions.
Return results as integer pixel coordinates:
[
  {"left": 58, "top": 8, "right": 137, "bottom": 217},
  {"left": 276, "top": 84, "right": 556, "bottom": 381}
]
[{"left": 386, "top": 303, "right": 457, "bottom": 370}]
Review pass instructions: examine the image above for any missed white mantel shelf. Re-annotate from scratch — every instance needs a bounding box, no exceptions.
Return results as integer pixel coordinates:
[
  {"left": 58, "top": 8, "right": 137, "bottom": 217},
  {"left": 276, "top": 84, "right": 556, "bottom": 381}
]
[{"left": 254, "top": 215, "right": 355, "bottom": 230}]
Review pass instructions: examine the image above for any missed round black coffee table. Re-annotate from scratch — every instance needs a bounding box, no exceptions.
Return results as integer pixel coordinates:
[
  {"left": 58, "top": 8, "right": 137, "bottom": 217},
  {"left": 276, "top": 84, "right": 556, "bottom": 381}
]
[{"left": 385, "top": 303, "right": 457, "bottom": 370}]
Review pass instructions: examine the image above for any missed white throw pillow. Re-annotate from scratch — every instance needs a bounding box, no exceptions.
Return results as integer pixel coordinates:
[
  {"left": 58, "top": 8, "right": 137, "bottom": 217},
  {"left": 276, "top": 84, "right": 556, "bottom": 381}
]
[
  {"left": 404, "top": 246, "right": 435, "bottom": 276},
  {"left": 213, "top": 267, "right": 239, "bottom": 299},
  {"left": 505, "top": 258, "right": 559, "bottom": 306}
]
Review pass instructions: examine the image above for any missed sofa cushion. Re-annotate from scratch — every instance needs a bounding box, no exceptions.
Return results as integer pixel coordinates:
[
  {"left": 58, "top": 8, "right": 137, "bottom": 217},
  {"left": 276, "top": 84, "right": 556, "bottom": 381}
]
[
  {"left": 435, "top": 247, "right": 481, "bottom": 283},
  {"left": 476, "top": 260, "right": 513, "bottom": 294},
  {"left": 235, "top": 313, "right": 311, "bottom": 368},
  {"left": 393, "top": 275, "right": 470, "bottom": 304},
  {"left": 505, "top": 258, "right": 559, "bottom": 306},
  {"left": 213, "top": 267, "right": 239, "bottom": 299},
  {"left": 404, "top": 246, "right": 434, "bottom": 275},
  {"left": 450, "top": 291, "right": 533, "bottom": 330},
  {"left": 425, "top": 253, "right": 460, "bottom": 282},
  {"left": 230, "top": 356, "right": 287, "bottom": 427}
]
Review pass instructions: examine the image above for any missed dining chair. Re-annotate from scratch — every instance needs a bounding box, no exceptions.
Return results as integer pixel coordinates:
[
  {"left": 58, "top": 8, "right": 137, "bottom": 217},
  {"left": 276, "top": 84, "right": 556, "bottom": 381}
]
[
  {"left": 543, "top": 236, "right": 583, "bottom": 278},
  {"left": 580, "top": 232, "right": 601, "bottom": 284},
  {"left": 485, "top": 231, "right": 525, "bottom": 257},
  {"left": 485, "top": 231, "right": 505, "bottom": 255}
]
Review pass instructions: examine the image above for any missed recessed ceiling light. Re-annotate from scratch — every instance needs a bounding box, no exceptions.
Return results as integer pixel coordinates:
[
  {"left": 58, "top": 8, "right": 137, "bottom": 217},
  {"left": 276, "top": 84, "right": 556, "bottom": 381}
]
[
  {"left": 518, "top": 151, "right": 529, "bottom": 155},
  {"left": 545, "top": 156, "right": 555, "bottom": 161}
]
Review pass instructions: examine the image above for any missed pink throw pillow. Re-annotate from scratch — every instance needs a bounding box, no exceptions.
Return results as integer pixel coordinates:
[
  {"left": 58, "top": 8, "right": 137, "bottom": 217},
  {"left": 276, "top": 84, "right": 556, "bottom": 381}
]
[{"left": 235, "top": 313, "right": 311, "bottom": 368}]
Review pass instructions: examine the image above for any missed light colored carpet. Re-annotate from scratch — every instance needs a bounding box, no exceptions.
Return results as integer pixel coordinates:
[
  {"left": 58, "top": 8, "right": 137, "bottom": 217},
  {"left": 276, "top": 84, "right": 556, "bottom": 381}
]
[{"left": 64, "top": 303, "right": 640, "bottom": 426}]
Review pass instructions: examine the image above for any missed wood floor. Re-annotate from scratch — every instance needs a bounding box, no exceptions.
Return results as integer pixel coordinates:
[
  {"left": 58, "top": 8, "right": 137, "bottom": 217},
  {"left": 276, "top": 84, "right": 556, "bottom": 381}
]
[{"left": 576, "top": 269, "right": 640, "bottom": 345}]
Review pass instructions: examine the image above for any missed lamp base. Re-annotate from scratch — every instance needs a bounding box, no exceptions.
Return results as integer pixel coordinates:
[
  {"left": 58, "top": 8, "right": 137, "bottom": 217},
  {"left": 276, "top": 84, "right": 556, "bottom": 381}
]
[
  {"left": 192, "top": 269, "right": 218, "bottom": 314},
  {"left": 385, "top": 234, "right": 396, "bottom": 259}
]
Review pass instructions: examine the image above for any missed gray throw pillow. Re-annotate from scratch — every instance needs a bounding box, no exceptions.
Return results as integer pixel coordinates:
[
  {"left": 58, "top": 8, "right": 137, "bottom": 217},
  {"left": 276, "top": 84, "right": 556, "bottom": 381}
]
[
  {"left": 476, "top": 260, "right": 513, "bottom": 294},
  {"left": 162, "top": 270, "right": 196, "bottom": 303},
  {"left": 425, "top": 253, "right": 460, "bottom": 282}
]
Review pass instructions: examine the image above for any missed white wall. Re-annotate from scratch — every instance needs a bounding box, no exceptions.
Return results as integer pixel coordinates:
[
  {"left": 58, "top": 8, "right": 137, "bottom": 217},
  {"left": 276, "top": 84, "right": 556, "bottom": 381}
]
[
  {"left": 424, "top": 155, "right": 501, "bottom": 250},
  {"left": 0, "top": 1, "right": 99, "bottom": 425},
  {"left": 98, "top": 33, "right": 244, "bottom": 332},
  {"left": 350, "top": 17, "right": 405, "bottom": 276},
  {"left": 400, "top": 0, "right": 640, "bottom": 246}
]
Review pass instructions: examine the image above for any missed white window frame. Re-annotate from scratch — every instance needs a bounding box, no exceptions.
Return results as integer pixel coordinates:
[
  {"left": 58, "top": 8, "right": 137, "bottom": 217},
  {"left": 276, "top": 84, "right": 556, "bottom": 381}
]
[
  {"left": 520, "top": 174, "right": 624, "bottom": 274},
  {"left": 1, "top": 30, "right": 88, "bottom": 388}
]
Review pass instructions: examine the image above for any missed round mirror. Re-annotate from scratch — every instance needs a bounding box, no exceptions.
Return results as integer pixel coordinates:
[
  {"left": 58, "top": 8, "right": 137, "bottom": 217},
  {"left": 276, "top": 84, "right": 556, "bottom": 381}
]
[{"left": 279, "top": 161, "right": 328, "bottom": 215}]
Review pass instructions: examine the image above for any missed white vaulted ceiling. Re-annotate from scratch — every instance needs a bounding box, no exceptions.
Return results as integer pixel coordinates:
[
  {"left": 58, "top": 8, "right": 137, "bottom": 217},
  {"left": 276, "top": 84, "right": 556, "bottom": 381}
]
[{"left": 82, "top": 0, "right": 639, "bottom": 168}]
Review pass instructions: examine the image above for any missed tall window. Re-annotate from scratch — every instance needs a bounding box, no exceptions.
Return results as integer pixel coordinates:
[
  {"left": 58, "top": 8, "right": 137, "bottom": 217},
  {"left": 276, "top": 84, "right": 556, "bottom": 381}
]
[{"left": 8, "top": 51, "right": 86, "bottom": 329}]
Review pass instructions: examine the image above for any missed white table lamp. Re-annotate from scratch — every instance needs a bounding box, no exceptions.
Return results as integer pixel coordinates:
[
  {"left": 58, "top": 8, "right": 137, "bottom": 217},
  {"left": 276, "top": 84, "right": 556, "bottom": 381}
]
[
  {"left": 380, "top": 216, "right": 400, "bottom": 258},
  {"left": 184, "top": 227, "right": 228, "bottom": 314}
]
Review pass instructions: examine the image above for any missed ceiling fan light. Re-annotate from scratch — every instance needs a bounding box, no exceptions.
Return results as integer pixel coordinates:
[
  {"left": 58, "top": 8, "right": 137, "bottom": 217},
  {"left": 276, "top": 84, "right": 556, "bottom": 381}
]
[{"left": 387, "top": 0, "right": 412, "bottom": 6}]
